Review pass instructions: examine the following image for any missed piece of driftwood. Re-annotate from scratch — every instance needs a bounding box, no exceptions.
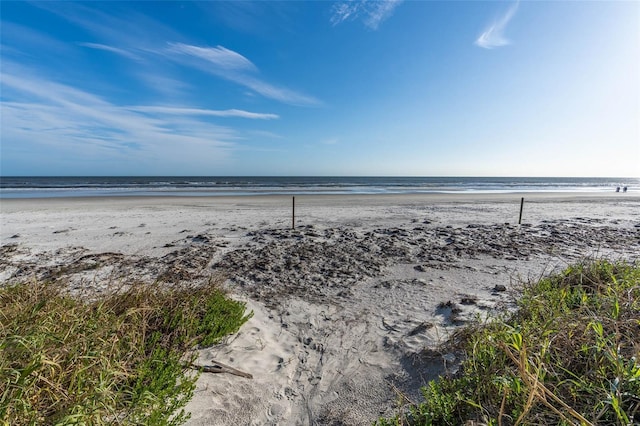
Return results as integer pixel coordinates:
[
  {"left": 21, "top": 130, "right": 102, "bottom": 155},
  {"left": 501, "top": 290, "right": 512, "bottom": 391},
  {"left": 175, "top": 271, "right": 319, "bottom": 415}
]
[{"left": 191, "top": 361, "right": 253, "bottom": 379}]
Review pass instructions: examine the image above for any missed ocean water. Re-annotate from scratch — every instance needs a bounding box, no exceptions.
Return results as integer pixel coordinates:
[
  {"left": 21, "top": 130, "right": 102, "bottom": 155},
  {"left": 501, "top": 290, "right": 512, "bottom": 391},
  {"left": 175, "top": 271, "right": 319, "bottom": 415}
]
[{"left": 0, "top": 176, "right": 637, "bottom": 199}]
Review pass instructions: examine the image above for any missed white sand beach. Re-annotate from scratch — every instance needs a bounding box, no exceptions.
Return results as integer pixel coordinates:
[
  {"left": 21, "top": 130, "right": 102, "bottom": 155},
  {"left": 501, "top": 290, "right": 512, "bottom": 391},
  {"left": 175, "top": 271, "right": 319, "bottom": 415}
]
[{"left": 1, "top": 193, "right": 639, "bottom": 425}]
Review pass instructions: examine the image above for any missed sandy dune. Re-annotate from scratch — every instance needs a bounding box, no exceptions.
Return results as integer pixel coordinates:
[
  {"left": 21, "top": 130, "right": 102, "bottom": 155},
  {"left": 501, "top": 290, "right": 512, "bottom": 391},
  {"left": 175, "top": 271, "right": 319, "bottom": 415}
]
[{"left": 1, "top": 193, "right": 639, "bottom": 424}]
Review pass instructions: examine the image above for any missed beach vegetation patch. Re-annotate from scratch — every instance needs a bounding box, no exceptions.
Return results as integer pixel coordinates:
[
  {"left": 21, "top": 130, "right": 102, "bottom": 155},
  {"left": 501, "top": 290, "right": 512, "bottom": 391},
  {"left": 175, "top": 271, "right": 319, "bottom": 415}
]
[
  {"left": 378, "top": 260, "right": 640, "bottom": 425},
  {"left": 0, "top": 277, "right": 251, "bottom": 425}
]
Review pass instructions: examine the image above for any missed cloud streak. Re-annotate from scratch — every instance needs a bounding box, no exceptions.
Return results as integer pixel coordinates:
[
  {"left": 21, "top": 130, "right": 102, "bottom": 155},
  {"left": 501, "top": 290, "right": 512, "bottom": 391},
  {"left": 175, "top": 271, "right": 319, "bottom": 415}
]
[
  {"left": 0, "top": 65, "right": 286, "bottom": 172},
  {"left": 166, "top": 43, "right": 257, "bottom": 72},
  {"left": 166, "top": 42, "right": 320, "bottom": 106},
  {"left": 331, "top": 0, "right": 402, "bottom": 30},
  {"left": 475, "top": 1, "right": 519, "bottom": 49},
  {"left": 128, "top": 106, "right": 279, "bottom": 120},
  {"left": 78, "top": 42, "right": 141, "bottom": 60},
  {"left": 30, "top": 3, "right": 320, "bottom": 106},
  {"left": 33, "top": 2, "right": 183, "bottom": 52}
]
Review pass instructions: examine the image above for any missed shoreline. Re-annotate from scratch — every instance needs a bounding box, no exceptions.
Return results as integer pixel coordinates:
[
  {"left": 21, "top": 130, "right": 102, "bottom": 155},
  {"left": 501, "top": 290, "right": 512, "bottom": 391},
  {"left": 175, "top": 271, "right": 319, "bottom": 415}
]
[
  {"left": 2, "top": 190, "right": 638, "bottom": 207},
  {"left": 2, "top": 176, "right": 637, "bottom": 201},
  {"left": 1, "top": 193, "right": 639, "bottom": 424}
]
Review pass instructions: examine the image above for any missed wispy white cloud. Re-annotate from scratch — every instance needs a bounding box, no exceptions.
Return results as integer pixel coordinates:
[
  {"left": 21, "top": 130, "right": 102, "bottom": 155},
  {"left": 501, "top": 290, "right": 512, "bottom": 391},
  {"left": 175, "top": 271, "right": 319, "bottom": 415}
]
[
  {"left": 475, "top": 1, "right": 519, "bottom": 49},
  {"left": 75, "top": 39, "right": 320, "bottom": 105},
  {"left": 166, "top": 42, "right": 320, "bottom": 106},
  {"left": 331, "top": 0, "right": 403, "bottom": 30},
  {"left": 30, "top": 3, "right": 320, "bottom": 106},
  {"left": 0, "top": 66, "right": 243, "bottom": 169},
  {"left": 197, "top": 2, "right": 295, "bottom": 37},
  {"left": 2, "top": 3, "right": 318, "bottom": 173},
  {"left": 364, "top": 0, "right": 403, "bottom": 30},
  {"left": 127, "top": 106, "right": 279, "bottom": 120},
  {"left": 247, "top": 130, "right": 284, "bottom": 140},
  {"left": 331, "top": 2, "right": 361, "bottom": 26},
  {"left": 78, "top": 42, "right": 141, "bottom": 60},
  {"left": 166, "top": 43, "right": 257, "bottom": 72},
  {"left": 32, "top": 2, "right": 183, "bottom": 52},
  {"left": 233, "top": 74, "right": 320, "bottom": 106}
]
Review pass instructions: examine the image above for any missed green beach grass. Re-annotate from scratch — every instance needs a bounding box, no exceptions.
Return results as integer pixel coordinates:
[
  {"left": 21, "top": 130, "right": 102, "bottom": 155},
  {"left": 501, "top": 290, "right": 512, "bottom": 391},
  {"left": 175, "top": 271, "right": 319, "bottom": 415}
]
[
  {"left": 379, "top": 260, "right": 640, "bottom": 425},
  {"left": 0, "top": 277, "right": 252, "bottom": 425},
  {"left": 2, "top": 260, "right": 638, "bottom": 425}
]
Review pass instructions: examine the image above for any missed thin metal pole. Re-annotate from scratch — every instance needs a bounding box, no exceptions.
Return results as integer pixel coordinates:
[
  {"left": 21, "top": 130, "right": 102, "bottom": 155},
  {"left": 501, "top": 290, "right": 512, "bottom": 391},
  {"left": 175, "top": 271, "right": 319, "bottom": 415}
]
[
  {"left": 292, "top": 196, "right": 295, "bottom": 229},
  {"left": 518, "top": 197, "right": 524, "bottom": 225}
]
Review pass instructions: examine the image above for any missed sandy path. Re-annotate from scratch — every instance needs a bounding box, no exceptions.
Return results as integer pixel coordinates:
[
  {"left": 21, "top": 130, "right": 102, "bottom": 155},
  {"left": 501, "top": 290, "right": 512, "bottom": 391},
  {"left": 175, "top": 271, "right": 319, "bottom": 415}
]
[{"left": 1, "top": 193, "right": 639, "bottom": 424}]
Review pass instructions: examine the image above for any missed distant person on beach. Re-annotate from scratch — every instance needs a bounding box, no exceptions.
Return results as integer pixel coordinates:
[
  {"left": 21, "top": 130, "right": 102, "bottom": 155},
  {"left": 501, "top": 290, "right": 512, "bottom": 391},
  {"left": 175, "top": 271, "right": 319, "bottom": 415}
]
[
  {"left": 616, "top": 187, "right": 620, "bottom": 192},
  {"left": 623, "top": 186, "right": 628, "bottom": 192}
]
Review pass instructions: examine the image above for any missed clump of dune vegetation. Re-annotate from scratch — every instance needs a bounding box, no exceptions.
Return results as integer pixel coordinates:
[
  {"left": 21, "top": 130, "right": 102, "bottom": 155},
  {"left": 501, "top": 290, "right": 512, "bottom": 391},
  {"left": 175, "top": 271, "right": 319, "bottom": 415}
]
[
  {"left": 0, "top": 277, "right": 251, "bottom": 425},
  {"left": 380, "top": 260, "right": 640, "bottom": 425}
]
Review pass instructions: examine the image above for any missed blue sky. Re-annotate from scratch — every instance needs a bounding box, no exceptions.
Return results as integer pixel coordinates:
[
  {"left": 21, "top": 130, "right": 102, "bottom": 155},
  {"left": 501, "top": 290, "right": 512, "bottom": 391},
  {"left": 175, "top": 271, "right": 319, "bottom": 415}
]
[{"left": 1, "top": 1, "right": 638, "bottom": 177}]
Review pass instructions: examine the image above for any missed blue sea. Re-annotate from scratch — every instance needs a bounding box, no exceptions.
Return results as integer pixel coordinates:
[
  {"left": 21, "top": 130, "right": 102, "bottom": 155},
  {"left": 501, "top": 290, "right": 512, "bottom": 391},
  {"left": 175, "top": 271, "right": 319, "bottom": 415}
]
[{"left": 0, "top": 176, "right": 637, "bottom": 199}]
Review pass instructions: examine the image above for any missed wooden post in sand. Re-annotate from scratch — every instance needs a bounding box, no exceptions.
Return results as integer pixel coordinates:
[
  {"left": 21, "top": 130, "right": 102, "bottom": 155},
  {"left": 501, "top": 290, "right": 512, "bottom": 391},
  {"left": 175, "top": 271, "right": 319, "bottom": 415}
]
[
  {"left": 292, "top": 196, "right": 295, "bottom": 229},
  {"left": 518, "top": 197, "right": 524, "bottom": 224}
]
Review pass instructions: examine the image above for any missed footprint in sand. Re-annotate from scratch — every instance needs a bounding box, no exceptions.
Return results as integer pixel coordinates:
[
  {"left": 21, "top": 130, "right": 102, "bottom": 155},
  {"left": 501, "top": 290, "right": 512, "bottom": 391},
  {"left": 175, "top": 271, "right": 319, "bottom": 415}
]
[{"left": 267, "top": 404, "right": 285, "bottom": 420}]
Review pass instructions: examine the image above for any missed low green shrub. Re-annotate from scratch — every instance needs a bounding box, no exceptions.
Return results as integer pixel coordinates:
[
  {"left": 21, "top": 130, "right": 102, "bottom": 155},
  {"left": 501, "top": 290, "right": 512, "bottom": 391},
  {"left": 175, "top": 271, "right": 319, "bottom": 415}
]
[
  {"left": 0, "top": 278, "right": 252, "bottom": 425},
  {"left": 379, "top": 260, "right": 640, "bottom": 425}
]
